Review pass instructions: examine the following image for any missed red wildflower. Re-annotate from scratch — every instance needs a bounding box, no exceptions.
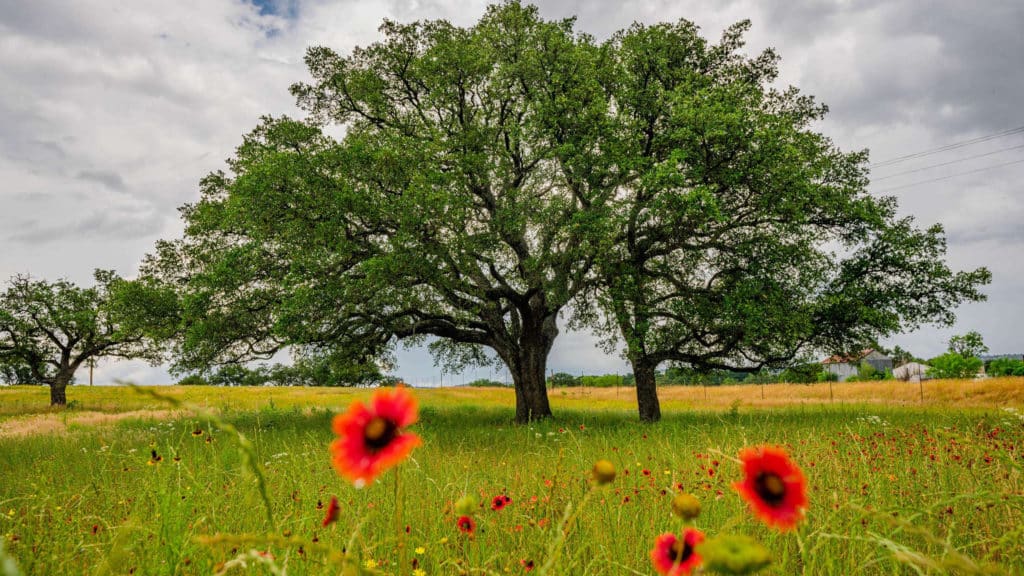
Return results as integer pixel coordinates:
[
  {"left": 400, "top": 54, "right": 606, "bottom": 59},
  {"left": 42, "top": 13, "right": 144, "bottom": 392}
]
[
  {"left": 321, "top": 496, "right": 340, "bottom": 527},
  {"left": 520, "top": 559, "right": 535, "bottom": 571},
  {"left": 456, "top": 515, "right": 476, "bottom": 534},
  {"left": 330, "top": 386, "right": 421, "bottom": 487},
  {"left": 650, "top": 529, "right": 704, "bottom": 575},
  {"left": 733, "top": 445, "right": 808, "bottom": 531},
  {"left": 492, "top": 494, "right": 512, "bottom": 511}
]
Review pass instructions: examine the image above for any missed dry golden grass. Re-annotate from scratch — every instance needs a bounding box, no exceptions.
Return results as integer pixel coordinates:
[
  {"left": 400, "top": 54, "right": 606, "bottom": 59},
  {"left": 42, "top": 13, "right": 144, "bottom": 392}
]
[
  {"left": 550, "top": 376, "right": 1024, "bottom": 410},
  {"left": 0, "top": 377, "right": 1021, "bottom": 437},
  {"left": 0, "top": 409, "right": 184, "bottom": 438}
]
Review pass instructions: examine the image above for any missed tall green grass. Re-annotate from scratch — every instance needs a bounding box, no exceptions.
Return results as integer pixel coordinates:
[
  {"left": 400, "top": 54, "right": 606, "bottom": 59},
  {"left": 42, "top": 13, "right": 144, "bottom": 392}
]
[{"left": 1, "top": 398, "right": 1022, "bottom": 574}]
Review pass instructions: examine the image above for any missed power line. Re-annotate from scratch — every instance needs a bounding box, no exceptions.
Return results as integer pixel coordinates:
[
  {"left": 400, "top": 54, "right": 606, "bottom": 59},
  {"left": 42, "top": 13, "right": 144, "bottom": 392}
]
[
  {"left": 872, "top": 142, "right": 1024, "bottom": 181},
  {"left": 874, "top": 157, "right": 1024, "bottom": 193},
  {"left": 870, "top": 125, "right": 1024, "bottom": 168}
]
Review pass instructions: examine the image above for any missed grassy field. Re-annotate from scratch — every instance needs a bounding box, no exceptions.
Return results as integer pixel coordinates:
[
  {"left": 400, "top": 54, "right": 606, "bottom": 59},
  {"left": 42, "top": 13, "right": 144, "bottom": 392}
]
[{"left": 1, "top": 380, "right": 1023, "bottom": 575}]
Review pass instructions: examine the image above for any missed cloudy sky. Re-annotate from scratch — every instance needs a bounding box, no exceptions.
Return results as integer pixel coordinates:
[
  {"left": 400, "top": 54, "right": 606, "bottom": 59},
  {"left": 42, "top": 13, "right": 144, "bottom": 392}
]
[{"left": 2, "top": 0, "right": 1021, "bottom": 386}]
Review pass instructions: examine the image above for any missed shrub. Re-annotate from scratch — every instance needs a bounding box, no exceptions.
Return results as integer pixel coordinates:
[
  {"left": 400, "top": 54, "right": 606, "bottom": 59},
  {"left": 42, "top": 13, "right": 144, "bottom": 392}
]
[
  {"left": 743, "top": 371, "right": 774, "bottom": 385},
  {"left": 857, "top": 362, "right": 879, "bottom": 380},
  {"left": 579, "top": 374, "right": 625, "bottom": 387},
  {"left": 548, "top": 372, "right": 578, "bottom": 387},
  {"left": 987, "top": 358, "right": 1024, "bottom": 377},
  {"left": 177, "top": 374, "right": 208, "bottom": 386},
  {"left": 208, "top": 364, "right": 270, "bottom": 387},
  {"left": 779, "top": 363, "right": 824, "bottom": 384},
  {"left": 466, "top": 378, "right": 508, "bottom": 387},
  {"left": 817, "top": 371, "right": 839, "bottom": 382},
  {"left": 927, "top": 353, "right": 983, "bottom": 379}
]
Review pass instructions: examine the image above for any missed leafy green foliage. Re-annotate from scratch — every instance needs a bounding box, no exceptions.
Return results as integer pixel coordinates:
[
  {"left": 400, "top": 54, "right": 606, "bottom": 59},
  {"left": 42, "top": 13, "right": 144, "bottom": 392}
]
[
  {"left": 987, "top": 358, "right": 1024, "bottom": 377},
  {"left": 208, "top": 364, "right": 268, "bottom": 388},
  {"left": 888, "top": 345, "right": 921, "bottom": 366},
  {"left": 547, "top": 372, "right": 578, "bottom": 387},
  {"left": 817, "top": 371, "right": 840, "bottom": 383},
  {"left": 947, "top": 331, "right": 988, "bottom": 358},
  {"left": 0, "top": 362, "right": 34, "bottom": 385},
  {"left": 176, "top": 374, "right": 209, "bottom": 386},
  {"left": 466, "top": 378, "right": 508, "bottom": 387},
  {"left": 927, "top": 353, "right": 983, "bottom": 379},
  {"left": 858, "top": 362, "right": 880, "bottom": 381},
  {"left": 578, "top": 374, "right": 626, "bottom": 388},
  {"left": 779, "top": 363, "right": 826, "bottom": 384}
]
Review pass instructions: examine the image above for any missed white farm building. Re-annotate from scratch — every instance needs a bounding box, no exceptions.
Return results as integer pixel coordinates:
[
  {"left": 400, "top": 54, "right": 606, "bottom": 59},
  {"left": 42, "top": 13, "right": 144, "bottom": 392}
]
[{"left": 821, "top": 349, "right": 894, "bottom": 382}]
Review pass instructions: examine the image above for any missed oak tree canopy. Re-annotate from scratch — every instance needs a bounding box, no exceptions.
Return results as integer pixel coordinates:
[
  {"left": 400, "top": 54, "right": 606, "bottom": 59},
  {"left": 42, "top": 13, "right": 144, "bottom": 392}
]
[{"left": 144, "top": 2, "right": 989, "bottom": 422}]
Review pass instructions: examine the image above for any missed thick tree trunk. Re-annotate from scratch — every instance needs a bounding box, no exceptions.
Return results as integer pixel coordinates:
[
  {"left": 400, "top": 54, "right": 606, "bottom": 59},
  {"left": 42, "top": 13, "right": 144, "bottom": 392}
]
[
  {"left": 511, "top": 341, "right": 552, "bottom": 423},
  {"left": 49, "top": 381, "right": 68, "bottom": 406},
  {"left": 632, "top": 358, "right": 661, "bottom": 422},
  {"left": 507, "top": 310, "right": 556, "bottom": 424},
  {"left": 48, "top": 366, "right": 76, "bottom": 406}
]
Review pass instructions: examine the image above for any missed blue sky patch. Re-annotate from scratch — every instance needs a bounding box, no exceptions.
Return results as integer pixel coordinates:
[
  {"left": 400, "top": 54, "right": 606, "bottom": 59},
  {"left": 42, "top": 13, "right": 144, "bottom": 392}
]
[{"left": 249, "top": 0, "right": 298, "bottom": 19}]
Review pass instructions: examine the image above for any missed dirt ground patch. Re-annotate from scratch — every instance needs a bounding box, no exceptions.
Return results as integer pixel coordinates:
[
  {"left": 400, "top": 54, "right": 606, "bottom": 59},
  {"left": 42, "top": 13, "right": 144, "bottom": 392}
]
[{"left": 0, "top": 409, "right": 186, "bottom": 438}]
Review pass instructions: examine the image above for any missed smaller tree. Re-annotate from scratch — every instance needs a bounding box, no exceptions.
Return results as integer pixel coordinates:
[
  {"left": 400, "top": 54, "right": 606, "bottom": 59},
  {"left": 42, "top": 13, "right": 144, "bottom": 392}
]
[
  {"left": 548, "top": 372, "right": 578, "bottom": 388},
  {"left": 927, "top": 353, "right": 983, "bottom": 379},
  {"left": 947, "top": 331, "right": 988, "bottom": 358},
  {"left": 889, "top": 345, "right": 919, "bottom": 366},
  {"left": 0, "top": 271, "right": 165, "bottom": 406},
  {"left": 927, "top": 331, "right": 988, "bottom": 380}
]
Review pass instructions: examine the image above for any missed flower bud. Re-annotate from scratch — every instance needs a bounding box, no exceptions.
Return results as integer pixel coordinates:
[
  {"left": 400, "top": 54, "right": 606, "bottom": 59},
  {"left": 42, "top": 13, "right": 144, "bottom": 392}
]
[
  {"left": 699, "top": 533, "right": 772, "bottom": 574},
  {"left": 454, "top": 495, "right": 477, "bottom": 515},
  {"left": 592, "top": 459, "right": 616, "bottom": 485},
  {"left": 671, "top": 493, "right": 701, "bottom": 520}
]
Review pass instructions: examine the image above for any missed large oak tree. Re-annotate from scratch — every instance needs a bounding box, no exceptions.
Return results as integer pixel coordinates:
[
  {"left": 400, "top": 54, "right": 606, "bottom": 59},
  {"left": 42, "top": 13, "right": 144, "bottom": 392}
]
[
  {"left": 578, "top": 21, "right": 990, "bottom": 421},
  {"left": 146, "top": 3, "right": 616, "bottom": 422}
]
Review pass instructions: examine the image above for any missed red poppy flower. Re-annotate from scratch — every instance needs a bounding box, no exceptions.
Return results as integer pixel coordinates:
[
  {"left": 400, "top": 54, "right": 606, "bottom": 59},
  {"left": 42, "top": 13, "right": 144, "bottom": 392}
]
[
  {"left": 733, "top": 445, "right": 808, "bottom": 531},
  {"left": 456, "top": 515, "right": 476, "bottom": 534},
  {"left": 492, "top": 494, "right": 511, "bottom": 511},
  {"left": 330, "top": 386, "right": 421, "bottom": 487},
  {"left": 321, "top": 496, "right": 340, "bottom": 527},
  {"left": 650, "top": 529, "right": 704, "bottom": 575},
  {"left": 520, "top": 559, "right": 535, "bottom": 571}
]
